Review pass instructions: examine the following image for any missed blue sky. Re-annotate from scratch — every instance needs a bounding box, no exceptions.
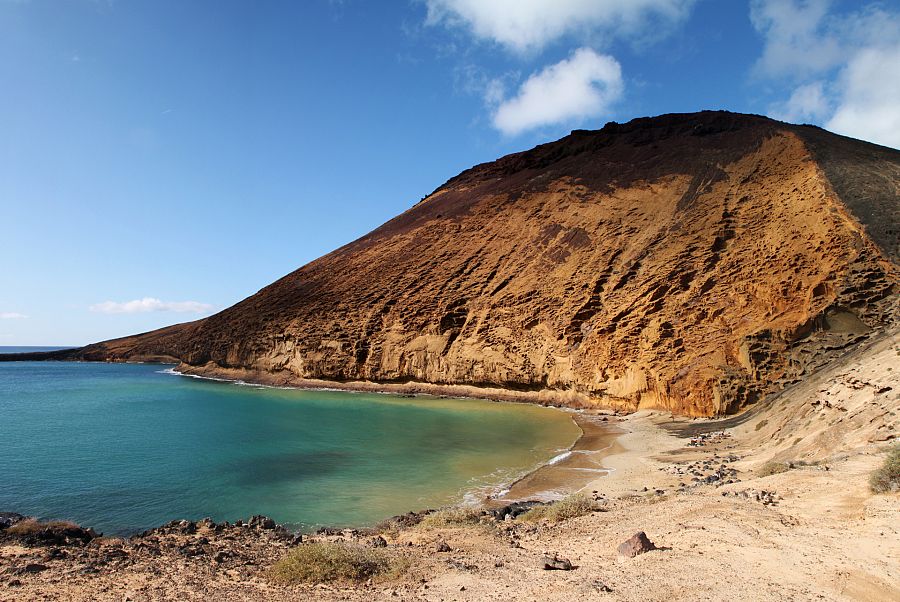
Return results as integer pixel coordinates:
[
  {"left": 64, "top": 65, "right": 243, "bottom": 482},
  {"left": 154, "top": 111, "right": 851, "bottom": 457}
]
[{"left": 2, "top": 0, "right": 898, "bottom": 345}]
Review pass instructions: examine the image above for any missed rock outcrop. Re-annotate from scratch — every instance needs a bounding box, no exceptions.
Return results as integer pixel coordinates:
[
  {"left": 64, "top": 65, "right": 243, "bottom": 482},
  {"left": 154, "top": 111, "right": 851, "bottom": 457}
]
[{"left": 13, "top": 111, "right": 898, "bottom": 416}]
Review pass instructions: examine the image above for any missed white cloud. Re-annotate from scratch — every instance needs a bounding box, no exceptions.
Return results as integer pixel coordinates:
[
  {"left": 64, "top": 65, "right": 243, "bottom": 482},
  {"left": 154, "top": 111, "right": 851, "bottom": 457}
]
[
  {"left": 826, "top": 45, "right": 900, "bottom": 148},
  {"left": 423, "top": 0, "right": 696, "bottom": 53},
  {"left": 769, "top": 81, "right": 830, "bottom": 123},
  {"left": 491, "top": 48, "right": 622, "bottom": 136},
  {"left": 750, "top": 0, "right": 840, "bottom": 78},
  {"left": 0, "top": 312, "right": 27, "bottom": 319},
  {"left": 752, "top": 1, "right": 900, "bottom": 148},
  {"left": 90, "top": 298, "right": 214, "bottom": 315}
]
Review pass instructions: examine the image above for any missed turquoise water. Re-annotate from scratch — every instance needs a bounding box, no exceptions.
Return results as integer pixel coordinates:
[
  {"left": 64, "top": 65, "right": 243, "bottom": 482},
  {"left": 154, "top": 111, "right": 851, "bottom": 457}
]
[
  {"left": 0, "top": 361, "right": 579, "bottom": 535},
  {"left": 0, "top": 346, "right": 75, "bottom": 353}
]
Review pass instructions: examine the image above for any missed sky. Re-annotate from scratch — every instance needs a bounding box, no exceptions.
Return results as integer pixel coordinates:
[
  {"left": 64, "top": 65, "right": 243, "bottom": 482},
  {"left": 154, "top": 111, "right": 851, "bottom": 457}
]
[{"left": 1, "top": 0, "right": 898, "bottom": 346}]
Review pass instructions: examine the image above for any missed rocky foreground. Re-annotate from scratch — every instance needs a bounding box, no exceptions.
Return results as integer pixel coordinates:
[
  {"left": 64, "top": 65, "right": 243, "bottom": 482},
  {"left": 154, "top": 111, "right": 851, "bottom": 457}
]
[{"left": 2, "top": 330, "right": 897, "bottom": 601}]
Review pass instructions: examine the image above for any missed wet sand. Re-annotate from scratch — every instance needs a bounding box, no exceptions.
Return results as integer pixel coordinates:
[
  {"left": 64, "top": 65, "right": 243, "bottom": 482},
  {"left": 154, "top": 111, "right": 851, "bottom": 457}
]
[{"left": 498, "top": 413, "right": 624, "bottom": 502}]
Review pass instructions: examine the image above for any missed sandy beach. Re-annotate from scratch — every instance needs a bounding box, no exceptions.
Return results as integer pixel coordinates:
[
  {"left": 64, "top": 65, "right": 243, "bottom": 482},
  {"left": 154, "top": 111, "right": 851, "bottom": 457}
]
[{"left": 2, "top": 330, "right": 898, "bottom": 601}]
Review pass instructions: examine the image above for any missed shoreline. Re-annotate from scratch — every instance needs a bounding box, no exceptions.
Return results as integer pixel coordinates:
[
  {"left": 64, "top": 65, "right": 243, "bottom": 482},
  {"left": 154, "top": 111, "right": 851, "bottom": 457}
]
[
  {"left": 1, "top": 367, "right": 627, "bottom": 539},
  {"left": 174, "top": 362, "right": 628, "bottom": 411},
  {"left": 163, "top": 365, "right": 628, "bottom": 516},
  {"left": 494, "top": 413, "right": 624, "bottom": 503}
]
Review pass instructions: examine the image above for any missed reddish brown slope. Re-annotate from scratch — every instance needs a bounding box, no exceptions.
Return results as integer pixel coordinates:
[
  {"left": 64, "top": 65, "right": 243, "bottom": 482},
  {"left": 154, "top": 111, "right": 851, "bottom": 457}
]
[{"left": 54, "top": 111, "right": 900, "bottom": 416}]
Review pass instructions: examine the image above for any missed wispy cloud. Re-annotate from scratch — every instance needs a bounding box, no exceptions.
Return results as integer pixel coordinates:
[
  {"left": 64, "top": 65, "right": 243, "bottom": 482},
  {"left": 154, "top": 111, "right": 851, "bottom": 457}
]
[
  {"left": 490, "top": 48, "right": 623, "bottom": 136},
  {"left": 423, "top": 0, "right": 696, "bottom": 54},
  {"left": 0, "top": 312, "right": 28, "bottom": 319},
  {"left": 89, "top": 298, "right": 214, "bottom": 315},
  {"left": 751, "top": 0, "right": 900, "bottom": 148}
]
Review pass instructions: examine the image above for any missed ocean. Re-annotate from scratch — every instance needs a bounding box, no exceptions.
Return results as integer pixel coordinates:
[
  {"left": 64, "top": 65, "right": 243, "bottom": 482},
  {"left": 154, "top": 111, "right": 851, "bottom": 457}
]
[{"left": 0, "top": 359, "right": 579, "bottom": 535}]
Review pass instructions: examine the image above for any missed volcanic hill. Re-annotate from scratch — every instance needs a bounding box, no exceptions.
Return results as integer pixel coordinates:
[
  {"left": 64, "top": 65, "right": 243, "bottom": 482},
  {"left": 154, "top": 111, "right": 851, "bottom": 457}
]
[{"left": 20, "top": 111, "right": 900, "bottom": 416}]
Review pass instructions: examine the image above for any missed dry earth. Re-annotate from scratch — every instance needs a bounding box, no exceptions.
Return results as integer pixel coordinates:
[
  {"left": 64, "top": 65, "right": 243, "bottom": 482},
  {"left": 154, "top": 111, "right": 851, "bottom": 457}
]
[{"left": 3, "top": 330, "right": 897, "bottom": 601}]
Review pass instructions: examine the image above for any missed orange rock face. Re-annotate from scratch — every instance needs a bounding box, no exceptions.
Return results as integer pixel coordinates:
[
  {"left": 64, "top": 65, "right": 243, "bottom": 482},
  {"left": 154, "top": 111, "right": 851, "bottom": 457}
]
[{"left": 69, "top": 112, "right": 899, "bottom": 416}]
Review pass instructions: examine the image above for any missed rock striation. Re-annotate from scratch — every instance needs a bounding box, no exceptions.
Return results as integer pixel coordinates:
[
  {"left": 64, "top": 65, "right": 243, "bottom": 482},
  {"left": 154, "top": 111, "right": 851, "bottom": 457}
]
[{"left": 14, "top": 111, "right": 898, "bottom": 416}]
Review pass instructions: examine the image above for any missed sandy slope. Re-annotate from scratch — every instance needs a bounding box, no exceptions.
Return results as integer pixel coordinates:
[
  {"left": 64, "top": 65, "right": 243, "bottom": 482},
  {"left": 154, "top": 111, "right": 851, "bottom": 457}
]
[{"left": 2, "top": 332, "right": 897, "bottom": 601}]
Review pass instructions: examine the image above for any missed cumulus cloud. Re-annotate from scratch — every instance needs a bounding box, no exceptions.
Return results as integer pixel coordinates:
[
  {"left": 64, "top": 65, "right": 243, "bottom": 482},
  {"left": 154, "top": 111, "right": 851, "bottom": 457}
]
[
  {"left": 0, "top": 312, "right": 27, "bottom": 319},
  {"left": 752, "top": 0, "right": 900, "bottom": 148},
  {"left": 769, "top": 81, "right": 830, "bottom": 123},
  {"left": 491, "top": 48, "right": 622, "bottom": 136},
  {"left": 750, "top": 0, "right": 840, "bottom": 78},
  {"left": 90, "top": 298, "right": 214, "bottom": 314},
  {"left": 826, "top": 45, "right": 900, "bottom": 148},
  {"left": 423, "top": 0, "right": 696, "bottom": 53}
]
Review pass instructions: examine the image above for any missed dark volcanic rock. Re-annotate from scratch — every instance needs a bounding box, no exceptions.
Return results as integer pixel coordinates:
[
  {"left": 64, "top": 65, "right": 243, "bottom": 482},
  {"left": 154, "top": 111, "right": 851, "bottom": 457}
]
[
  {"left": 489, "top": 501, "right": 545, "bottom": 521},
  {"left": 0, "top": 513, "right": 26, "bottom": 530},
  {"left": 247, "top": 515, "right": 276, "bottom": 530},
  {"left": 541, "top": 553, "right": 573, "bottom": 570}
]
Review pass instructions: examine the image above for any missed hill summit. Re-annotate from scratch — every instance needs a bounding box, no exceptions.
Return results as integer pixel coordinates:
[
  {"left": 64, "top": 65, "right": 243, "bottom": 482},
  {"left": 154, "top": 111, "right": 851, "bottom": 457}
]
[{"left": 36, "top": 111, "right": 900, "bottom": 416}]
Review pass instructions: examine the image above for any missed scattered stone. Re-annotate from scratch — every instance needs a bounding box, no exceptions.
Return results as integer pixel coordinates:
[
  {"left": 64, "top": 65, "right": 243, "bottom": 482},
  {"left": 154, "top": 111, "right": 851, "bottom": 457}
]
[
  {"left": 721, "top": 489, "right": 779, "bottom": 506},
  {"left": 446, "top": 559, "right": 478, "bottom": 572},
  {"left": 7, "top": 579, "right": 22, "bottom": 587},
  {"left": 435, "top": 540, "right": 452, "bottom": 553},
  {"left": 617, "top": 532, "right": 656, "bottom": 558},
  {"left": 540, "top": 553, "right": 573, "bottom": 570},
  {"left": 687, "top": 431, "right": 731, "bottom": 447},
  {"left": 23, "top": 563, "right": 48, "bottom": 574}
]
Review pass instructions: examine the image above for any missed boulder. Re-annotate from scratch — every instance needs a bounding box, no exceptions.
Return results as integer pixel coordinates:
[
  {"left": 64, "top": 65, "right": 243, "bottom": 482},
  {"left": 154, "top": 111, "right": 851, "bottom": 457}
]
[{"left": 617, "top": 531, "right": 656, "bottom": 558}]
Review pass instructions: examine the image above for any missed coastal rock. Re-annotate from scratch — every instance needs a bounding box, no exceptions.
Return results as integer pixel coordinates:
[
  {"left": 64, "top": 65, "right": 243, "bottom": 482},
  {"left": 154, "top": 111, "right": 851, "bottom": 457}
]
[
  {"left": 30, "top": 111, "right": 900, "bottom": 418},
  {"left": 489, "top": 501, "right": 544, "bottom": 521},
  {"left": 370, "top": 536, "right": 388, "bottom": 548},
  {"left": 247, "top": 515, "right": 276, "bottom": 530},
  {"left": 162, "top": 520, "right": 197, "bottom": 535},
  {"left": 0, "top": 512, "right": 26, "bottom": 530},
  {"left": 617, "top": 532, "right": 657, "bottom": 558}
]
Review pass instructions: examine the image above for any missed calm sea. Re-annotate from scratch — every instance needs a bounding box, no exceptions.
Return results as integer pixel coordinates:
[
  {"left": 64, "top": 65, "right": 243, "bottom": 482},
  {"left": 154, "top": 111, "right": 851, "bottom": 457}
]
[
  {"left": 0, "top": 346, "right": 76, "bottom": 353},
  {"left": 0, "top": 360, "right": 579, "bottom": 535}
]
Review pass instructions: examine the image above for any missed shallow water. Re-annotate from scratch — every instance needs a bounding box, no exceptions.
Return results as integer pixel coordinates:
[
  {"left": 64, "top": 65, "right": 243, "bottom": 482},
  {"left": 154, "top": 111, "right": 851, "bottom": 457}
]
[{"left": 0, "top": 362, "right": 579, "bottom": 534}]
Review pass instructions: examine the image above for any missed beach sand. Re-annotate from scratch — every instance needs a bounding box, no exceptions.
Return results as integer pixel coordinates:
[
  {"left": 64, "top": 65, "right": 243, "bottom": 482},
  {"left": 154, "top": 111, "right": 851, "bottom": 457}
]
[{"left": 2, "top": 331, "right": 898, "bottom": 601}]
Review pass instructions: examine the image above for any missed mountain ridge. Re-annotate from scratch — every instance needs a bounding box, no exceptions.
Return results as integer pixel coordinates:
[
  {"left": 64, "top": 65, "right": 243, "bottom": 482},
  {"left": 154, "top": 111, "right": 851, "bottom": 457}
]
[{"left": 7, "top": 111, "right": 898, "bottom": 416}]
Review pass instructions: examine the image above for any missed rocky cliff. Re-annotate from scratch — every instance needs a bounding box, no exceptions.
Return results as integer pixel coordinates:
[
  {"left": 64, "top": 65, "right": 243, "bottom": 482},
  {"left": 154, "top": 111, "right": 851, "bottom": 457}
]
[{"left": 24, "top": 111, "right": 899, "bottom": 416}]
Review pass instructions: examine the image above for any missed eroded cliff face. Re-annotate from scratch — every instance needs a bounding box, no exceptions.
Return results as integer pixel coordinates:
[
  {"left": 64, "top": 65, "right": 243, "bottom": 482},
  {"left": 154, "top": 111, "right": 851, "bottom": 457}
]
[{"left": 66, "top": 112, "right": 899, "bottom": 416}]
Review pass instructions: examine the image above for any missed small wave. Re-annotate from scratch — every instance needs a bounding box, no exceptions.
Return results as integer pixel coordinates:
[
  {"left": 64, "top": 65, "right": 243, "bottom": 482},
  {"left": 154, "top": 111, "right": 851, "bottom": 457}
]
[{"left": 546, "top": 451, "right": 573, "bottom": 465}]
